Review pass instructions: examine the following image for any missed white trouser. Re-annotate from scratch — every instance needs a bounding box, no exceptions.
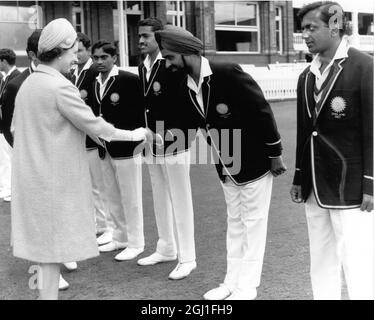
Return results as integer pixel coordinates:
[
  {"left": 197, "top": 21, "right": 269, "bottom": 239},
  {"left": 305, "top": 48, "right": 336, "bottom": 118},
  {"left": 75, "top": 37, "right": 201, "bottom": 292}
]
[
  {"left": 86, "top": 149, "right": 113, "bottom": 233},
  {"left": 305, "top": 193, "right": 374, "bottom": 300},
  {"left": 100, "top": 153, "right": 144, "bottom": 248},
  {"left": 145, "top": 150, "right": 195, "bottom": 263},
  {"left": 221, "top": 173, "right": 273, "bottom": 292},
  {"left": 0, "top": 134, "right": 11, "bottom": 194}
]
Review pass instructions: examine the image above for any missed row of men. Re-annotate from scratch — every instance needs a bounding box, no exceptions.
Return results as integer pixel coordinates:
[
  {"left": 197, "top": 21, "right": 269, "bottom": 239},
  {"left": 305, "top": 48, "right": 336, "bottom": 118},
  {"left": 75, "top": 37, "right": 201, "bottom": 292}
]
[{"left": 2, "top": 0, "right": 373, "bottom": 300}]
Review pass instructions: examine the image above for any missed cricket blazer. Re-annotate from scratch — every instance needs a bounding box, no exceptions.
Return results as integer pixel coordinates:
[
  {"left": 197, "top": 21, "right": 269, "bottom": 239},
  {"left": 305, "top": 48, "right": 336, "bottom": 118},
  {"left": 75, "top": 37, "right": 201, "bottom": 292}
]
[
  {"left": 74, "top": 64, "right": 101, "bottom": 151},
  {"left": 139, "top": 59, "right": 192, "bottom": 156},
  {"left": 292, "top": 47, "right": 373, "bottom": 209},
  {"left": 90, "top": 70, "right": 145, "bottom": 159},
  {"left": 1, "top": 67, "right": 28, "bottom": 145},
  {"left": 179, "top": 61, "right": 283, "bottom": 185}
]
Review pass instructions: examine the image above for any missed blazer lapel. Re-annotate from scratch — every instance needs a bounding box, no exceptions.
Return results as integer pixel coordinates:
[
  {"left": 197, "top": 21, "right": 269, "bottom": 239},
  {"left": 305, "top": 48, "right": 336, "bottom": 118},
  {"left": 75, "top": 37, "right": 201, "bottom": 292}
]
[
  {"left": 101, "top": 76, "right": 116, "bottom": 101},
  {"left": 76, "top": 69, "right": 88, "bottom": 89},
  {"left": 315, "top": 58, "right": 346, "bottom": 120},
  {"left": 304, "top": 71, "right": 315, "bottom": 119},
  {"left": 143, "top": 60, "right": 161, "bottom": 96},
  {"left": 188, "top": 88, "right": 206, "bottom": 119},
  {"left": 202, "top": 75, "right": 211, "bottom": 117},
  {"left": 94, "top": 80, "right": 101, "bottom": 104}
]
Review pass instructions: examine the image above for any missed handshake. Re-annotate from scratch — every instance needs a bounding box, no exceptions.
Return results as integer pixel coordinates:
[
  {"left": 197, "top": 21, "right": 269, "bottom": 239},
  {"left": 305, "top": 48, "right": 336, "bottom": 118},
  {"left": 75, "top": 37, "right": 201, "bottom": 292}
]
[{"left": 131, "top": 127, "right": 163, "bottom": 146}]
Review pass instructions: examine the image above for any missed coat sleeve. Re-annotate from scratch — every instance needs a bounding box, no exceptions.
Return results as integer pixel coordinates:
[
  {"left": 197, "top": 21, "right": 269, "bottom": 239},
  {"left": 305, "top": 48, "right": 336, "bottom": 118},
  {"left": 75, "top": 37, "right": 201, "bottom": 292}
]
[
  {"left": 292, "top": 73, "right": 305, "bottom": 186},
  {"left": 231, "top": 64, "right": 282, "bottom": 158},
  {"left": 361, "top": 58, "right": 373, "bottom": 196},
  {"left": 1, "top": 81, "right": 17, "bottom": 146},
  {"left": 56, "top": 82, "right": 116, "bottom": 144}
]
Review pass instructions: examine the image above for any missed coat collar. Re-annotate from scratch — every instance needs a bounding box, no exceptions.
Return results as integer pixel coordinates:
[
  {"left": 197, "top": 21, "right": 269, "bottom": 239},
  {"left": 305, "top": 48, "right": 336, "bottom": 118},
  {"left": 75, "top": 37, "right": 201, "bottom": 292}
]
[
  {"left": 187, "top": 57, "right": 212, "bottom": 119},
  {"left": 34, "top": 64, "right": 67, "bottom": 81},
  {"left": 304, "top": 58, "right": 346, "bottom": 121},
  {"left": 141, "top": 58, "right": 162, "bottom": 96},
  {"left": 74, "top": 58, "right": 93, "bottom": 88},
  {"left": 95, "top": 75, "right": 116, "bottom": 104}
]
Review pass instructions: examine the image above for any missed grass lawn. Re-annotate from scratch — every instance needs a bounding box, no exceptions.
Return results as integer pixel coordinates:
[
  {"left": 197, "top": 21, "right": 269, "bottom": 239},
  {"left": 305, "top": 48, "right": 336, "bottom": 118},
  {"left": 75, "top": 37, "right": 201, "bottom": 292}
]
[{"left": 0, "top": 100, "right": 347, "bottom": 300}]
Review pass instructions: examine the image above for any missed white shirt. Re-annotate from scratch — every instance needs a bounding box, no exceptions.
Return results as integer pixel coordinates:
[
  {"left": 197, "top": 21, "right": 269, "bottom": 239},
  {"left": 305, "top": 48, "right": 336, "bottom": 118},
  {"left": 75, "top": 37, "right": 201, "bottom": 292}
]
[
  {"left": 72, "top": 58, "right": 93, "bottom": 86},
  {"left": 187, "top": 56, "right": 212, "bottom": 113},
  {"left": 310, "top": 38, "right": 349, "bottom": 91},
  {"left": 30, "top": 61, "right": 36, "bottom": 72},
  {"left": 96, "top": 65, "right": 119, "bottom": 99},
  {"left": 144, "top": 52, "right": 163, "bottom": 82}
]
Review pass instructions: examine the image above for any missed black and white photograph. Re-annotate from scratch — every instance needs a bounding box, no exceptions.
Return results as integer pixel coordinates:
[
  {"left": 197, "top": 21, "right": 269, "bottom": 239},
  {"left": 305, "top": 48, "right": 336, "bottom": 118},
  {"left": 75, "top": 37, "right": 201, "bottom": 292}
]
[{"left": 0, "top": 0, "right": 372, "bottom": 305}]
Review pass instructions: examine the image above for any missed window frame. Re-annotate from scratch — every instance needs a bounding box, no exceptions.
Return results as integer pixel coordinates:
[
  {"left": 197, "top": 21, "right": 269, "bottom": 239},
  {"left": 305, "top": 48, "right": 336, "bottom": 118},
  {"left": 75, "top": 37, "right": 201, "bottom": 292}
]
[
  {"left": 275, "top": 6, "right": 283, "bottom": 54},
  {"left": 215, "top": 1, "right": 261, "bottom": 54},
  {"left": 72, "top": 1, "right": 85, "bottom": 33},
  {"left": 0, "top": 1, "right": 42, "bottom": 56},
  {"left": 166, "top": 0, "right": 186, "bottom": 28}
]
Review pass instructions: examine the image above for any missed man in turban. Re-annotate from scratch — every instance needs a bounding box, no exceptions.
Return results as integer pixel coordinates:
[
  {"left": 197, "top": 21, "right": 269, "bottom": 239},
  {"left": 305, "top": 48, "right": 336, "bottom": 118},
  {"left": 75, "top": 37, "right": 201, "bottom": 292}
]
[{"left": 155, "top": 26, "right": 286, "bottom": 300}]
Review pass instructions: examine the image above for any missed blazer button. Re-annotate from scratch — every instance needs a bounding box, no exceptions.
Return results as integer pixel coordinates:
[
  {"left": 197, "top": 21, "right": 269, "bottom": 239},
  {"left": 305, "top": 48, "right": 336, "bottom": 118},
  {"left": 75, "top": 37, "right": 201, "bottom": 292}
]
[
  {"left": 312, "top": 131, "right": 318, "bottom": 136},
  {"left": 146, "top": 109, "right": 149, "bottom": 113}
]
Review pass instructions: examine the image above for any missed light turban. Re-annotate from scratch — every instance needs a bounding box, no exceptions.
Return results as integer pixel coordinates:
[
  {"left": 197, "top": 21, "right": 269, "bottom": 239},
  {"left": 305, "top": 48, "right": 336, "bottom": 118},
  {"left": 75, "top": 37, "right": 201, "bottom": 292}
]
[
  {"left": 155, "top": 25, "right": 203, "bottom": 55},
  {"left": 38, "top": 18, "right": 77, "bottom": 53}
]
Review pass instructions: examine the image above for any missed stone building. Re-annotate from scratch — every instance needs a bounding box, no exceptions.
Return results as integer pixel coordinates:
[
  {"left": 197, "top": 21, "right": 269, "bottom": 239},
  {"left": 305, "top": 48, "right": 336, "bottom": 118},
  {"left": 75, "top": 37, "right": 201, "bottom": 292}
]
[{"left": 0, "top": 1, "right": 372, "bottom": 68}]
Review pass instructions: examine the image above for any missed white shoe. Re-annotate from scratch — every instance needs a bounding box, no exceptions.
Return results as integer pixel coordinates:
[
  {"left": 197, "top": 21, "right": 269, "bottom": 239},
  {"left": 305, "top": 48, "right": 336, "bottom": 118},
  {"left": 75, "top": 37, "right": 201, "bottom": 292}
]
[
  {"left": 225, "top": 288, "right": 257, "bottom": 300},
  {"left": 115, "top": 247, "right": 144, "bottom": 261},
  {"left": 203, "top": 284, "right": 232, "bottom": 300},
  {"left": 137, "top": 252, "right": 177, "bottom": 266},
  {"left": 97, "top": 231, "right": 113, "bottom": 246},
  {"left": 168, "top": 261, "right": 197, "bottom": 280},
  {"left": 98, "top": 241, "right": 127, "bottom": 253},
  {"left": 3, "top": 196, "right": 11, "bottom": 202},
  {"left": 63, "top": 262, "right": 77, "bottom": 271},
  {"left": 59, "top": 275, "right": 69, "bottom": 290}
]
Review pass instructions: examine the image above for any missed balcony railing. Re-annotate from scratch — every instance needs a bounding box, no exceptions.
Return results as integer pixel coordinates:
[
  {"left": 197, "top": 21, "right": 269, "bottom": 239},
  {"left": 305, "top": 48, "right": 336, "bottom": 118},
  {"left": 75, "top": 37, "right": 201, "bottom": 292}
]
[{"left": 293, "top": 33, "right": 374, "bottom": 53}]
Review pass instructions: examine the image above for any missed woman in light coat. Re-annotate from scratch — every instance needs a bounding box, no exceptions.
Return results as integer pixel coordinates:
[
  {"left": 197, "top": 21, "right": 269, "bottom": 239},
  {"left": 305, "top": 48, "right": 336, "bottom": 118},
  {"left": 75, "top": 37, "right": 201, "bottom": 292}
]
[{"left": 11, "top": 18, "right": 151, "bottom": 300}]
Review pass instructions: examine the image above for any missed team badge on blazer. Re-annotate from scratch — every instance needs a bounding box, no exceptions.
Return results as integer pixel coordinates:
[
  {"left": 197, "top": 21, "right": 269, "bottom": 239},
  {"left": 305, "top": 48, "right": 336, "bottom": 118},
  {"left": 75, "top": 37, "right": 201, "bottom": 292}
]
[
  {"left": 152, "top": 81, "right": 161, "bottom": 96},
  {"left": 216, "top": 103, "right": 230, "bottom": 117},
  {"left": 330, "top": 96, "right": 346, "bottom": 119},
  {"left": 80, "top": 89, "right": 88, "bottom": 100},
  {"left": 110, "top": 92, "right": 120, "bottom": 105}
]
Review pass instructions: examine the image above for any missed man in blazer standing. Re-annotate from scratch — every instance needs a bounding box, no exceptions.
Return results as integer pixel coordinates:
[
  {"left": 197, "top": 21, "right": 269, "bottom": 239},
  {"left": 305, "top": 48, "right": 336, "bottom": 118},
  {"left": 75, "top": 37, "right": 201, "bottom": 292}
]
[
  {"left": 91, "top": 41, "right": 146, "bottom": 261},
  {"left": 72, "top": 33, "right": 113, "bottom": 247},
  {"left": 155, "top": 26, "right": 286, "bottom": 300},
  {"left": 1, "top": 32, "right": 41, "bottom": 147},
  {"left": 290, "top": 1, "right": 373, "bottom": 300},
  {"left": 136, "top": 18, "right": 197, "bottom": 280},
  {"left": 0, "top": 48, "right": 21, "bottom": 202}
]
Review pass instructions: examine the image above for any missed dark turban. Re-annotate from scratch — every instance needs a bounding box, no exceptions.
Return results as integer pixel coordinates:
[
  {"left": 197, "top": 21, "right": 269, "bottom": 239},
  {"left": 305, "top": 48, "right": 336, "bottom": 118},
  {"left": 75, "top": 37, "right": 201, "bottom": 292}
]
[{"left": 155, "top": 25, "right": 203, "bottom": 56}]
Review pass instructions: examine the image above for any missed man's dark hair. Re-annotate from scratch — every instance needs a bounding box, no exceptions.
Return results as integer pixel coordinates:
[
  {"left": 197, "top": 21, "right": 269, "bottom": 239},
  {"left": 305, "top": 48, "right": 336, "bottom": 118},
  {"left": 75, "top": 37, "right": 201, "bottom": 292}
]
[
  {"left": 0, "top": 48, "right": 16, "bottom": 65},
  {"left": 77, "top": 32, "right": 91, "bottom": 49},
  {"left": 91, "top": 40, "right": 117, "bottom": 56},
  {"left": 298, "top": 1, "right": 346, "bottom": 37},
  {"left": 26, "top": 29, "right": 42, "bottom": 54},
  {"left": 138, "top": 17, "right": 163, "bottom": 32}
]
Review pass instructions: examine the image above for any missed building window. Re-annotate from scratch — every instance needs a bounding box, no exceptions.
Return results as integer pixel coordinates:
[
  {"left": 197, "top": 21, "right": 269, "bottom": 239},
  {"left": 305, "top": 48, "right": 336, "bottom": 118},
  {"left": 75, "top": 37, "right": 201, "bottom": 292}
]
[
  {"left": 113, "top": 1, "right": 144, "bottom": 66},
  {"left": 72, "top": 1, "right": 84, "bottom": 33},
  {"left": 358, "top": 13, "right": 374, "bottom": 35},
  {"left": 166, "top": 1, "right": 185, "bottom": 28},
  {"left": 275, "top": 6, "right": 283, "bottom": 53},
  {"left": 215, "top": 1, "right": 260, "bottom": 53},
  {"left": 0, "top": 1, "right": 42, "bottom": 55}
]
